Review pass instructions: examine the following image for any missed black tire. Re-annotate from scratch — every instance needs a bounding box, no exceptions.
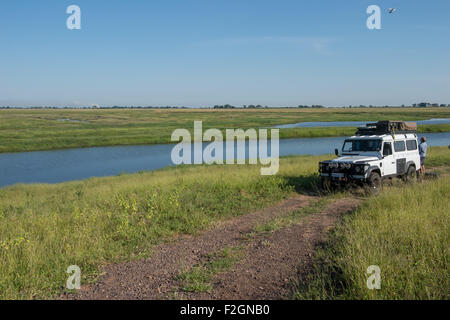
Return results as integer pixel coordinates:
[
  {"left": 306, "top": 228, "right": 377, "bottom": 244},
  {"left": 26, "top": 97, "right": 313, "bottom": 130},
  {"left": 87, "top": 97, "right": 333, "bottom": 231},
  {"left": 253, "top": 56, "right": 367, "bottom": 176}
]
[
  {"left": 403, "top": 165, "right": 416, "bottom": 183},
  {"left": 366, "top": 172, "right": 382, "bottom": 195}
]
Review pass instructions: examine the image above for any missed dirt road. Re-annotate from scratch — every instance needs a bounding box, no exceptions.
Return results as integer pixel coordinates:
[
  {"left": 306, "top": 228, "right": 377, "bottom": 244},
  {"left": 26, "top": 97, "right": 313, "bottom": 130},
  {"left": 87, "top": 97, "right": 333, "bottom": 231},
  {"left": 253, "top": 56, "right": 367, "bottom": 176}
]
[{"left": 65, "top": 194, "right": 361, "bottom": 300}]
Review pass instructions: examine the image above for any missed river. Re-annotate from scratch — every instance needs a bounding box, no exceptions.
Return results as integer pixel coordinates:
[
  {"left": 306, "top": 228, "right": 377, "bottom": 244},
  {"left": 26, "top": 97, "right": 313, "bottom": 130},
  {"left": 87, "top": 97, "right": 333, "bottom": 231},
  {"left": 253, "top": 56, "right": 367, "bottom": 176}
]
[{"left": 0, "top": 132, "right": 448, "bottom": 188}]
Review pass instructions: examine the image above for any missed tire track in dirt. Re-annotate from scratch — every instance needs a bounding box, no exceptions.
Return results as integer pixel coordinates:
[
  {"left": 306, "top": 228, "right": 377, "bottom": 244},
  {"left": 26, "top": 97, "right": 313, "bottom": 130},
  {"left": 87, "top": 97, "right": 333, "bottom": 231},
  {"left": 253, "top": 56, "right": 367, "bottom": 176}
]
[
  {"left": 178, "top": 197, "right": 361, "bottom": 300},
  {"left": 65, "top": 194, "right": 315, "bottom": 300}
]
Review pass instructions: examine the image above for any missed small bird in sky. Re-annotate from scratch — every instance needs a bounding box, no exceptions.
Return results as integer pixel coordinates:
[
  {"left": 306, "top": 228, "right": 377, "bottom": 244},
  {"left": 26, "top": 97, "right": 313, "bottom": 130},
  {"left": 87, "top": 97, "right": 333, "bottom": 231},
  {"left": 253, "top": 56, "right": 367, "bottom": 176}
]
[{"left": 388, "top": 8, "right": 396, "bottom": 13}]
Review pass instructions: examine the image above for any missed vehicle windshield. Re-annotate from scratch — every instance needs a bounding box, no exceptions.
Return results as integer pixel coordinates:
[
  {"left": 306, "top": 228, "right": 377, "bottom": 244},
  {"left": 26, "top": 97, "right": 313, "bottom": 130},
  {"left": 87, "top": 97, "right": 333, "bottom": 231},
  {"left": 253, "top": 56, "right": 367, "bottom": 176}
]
[{"left": 342, "top": 139, "right": 382, "bottom": 152}]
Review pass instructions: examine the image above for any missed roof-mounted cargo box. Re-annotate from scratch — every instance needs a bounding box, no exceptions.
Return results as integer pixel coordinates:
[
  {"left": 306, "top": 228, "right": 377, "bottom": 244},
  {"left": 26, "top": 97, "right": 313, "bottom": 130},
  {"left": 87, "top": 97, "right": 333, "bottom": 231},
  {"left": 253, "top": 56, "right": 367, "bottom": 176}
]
[{"left": 355, "top": 121, "right": 417, "bottom": 136}]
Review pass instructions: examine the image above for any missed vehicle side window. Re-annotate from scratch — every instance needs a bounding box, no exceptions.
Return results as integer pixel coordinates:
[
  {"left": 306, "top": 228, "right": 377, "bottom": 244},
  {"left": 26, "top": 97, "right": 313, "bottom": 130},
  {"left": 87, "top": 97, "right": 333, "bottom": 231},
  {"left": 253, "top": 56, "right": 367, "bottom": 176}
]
[
  {"left": 394, "top": 140, "right": 406, "bottom": 152},
  {"left": 406, "top": 140, "right": 417, "bottom": 151},
  {"left": 383, "top": 142, "right": 392, "bottom": 156}
]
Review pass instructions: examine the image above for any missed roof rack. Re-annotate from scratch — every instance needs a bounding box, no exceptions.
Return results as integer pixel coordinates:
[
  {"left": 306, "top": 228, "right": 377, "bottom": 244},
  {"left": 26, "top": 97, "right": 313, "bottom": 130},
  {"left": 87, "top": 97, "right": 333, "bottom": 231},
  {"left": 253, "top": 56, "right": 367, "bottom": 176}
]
[{"left": 355, "top": 121, "right": 417, "bottom": 136}]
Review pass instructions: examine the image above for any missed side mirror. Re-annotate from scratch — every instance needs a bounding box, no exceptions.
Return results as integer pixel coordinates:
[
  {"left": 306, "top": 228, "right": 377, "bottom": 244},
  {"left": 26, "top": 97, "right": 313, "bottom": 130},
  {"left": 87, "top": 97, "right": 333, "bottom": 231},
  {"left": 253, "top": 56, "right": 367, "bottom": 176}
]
[{"left": 335, "top": 148, "right": 339, "bottom": 156}]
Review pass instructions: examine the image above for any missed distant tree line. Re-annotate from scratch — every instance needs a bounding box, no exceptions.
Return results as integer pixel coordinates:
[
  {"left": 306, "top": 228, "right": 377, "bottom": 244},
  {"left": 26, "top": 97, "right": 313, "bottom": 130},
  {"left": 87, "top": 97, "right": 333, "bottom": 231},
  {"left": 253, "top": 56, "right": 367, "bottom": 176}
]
[
  {"left": 412, "top": 102, "right": 449, "bottom": 107},
  {"left": 0, "top": 106, "right": 190, "bottom": 109},
  {"left": 297, "top": 105, "right": 325, "bottom": 108},
  {"left": 1, "top": 103, "right": 449, "bottom": 109},
  {"left": 341, "top": 103, "right": 450, "bottom": 108},
  {"left": 213, "top": 104, "right": 236, "bottom": 109},
  {"left": 213, "top": 104, "right": 270, "bottom": 109}
]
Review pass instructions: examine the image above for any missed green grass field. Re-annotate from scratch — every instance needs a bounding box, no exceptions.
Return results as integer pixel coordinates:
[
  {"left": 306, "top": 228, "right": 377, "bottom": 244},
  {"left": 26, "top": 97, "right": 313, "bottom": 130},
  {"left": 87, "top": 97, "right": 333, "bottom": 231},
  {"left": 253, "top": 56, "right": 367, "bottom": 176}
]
[
  {"left": 295, "top": 176, "right": 449, "bottom": 300},
  {"left": 0, "top": 154, "right": 322, "bottom": 299},
  {"left": 1, "top": 107, "right": 449, "bottom": 153},
  {"left": 0, "top": 146, "right": 448, "bottom": 299}
]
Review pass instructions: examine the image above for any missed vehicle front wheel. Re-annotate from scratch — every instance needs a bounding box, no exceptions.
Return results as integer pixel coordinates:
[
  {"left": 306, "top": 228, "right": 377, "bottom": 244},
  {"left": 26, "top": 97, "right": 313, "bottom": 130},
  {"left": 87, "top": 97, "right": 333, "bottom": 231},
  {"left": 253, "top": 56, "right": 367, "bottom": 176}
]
[
  {"left": 403, "top": 165, "right": 417, "bottom": 183},
  {"left": 366, "top": 172, "right": 382, "bottom": 195}
]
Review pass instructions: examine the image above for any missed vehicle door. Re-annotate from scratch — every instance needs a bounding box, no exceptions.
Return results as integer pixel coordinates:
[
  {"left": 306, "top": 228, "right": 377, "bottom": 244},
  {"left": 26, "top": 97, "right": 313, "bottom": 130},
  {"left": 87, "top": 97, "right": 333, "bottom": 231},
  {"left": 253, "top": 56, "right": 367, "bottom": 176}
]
[
  {"left": 393, "top": 140, "right": 407, "bottom": 175},
  {"left": 382, "top": 142, "right": 396, "bottom": 176},
  {"left": 406, "top": 139, "right": 419, "bottom": 168}
]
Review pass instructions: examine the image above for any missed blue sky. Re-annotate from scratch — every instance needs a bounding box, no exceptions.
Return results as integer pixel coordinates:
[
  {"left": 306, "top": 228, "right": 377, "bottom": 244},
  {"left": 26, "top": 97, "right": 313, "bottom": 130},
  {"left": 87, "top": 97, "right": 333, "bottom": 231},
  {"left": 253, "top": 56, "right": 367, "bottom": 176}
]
[{"left": 1, "top": 0, "right": 449, "bottom": 107}]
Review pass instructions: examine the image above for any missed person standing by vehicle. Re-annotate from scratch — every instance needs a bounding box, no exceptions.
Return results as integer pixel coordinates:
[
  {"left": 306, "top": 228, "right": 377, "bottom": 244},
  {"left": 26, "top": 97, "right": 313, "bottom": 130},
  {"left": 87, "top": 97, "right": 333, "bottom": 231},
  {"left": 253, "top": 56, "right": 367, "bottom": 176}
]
[{"left": 419, "top": 137, "right": 427, "bottom": 174}]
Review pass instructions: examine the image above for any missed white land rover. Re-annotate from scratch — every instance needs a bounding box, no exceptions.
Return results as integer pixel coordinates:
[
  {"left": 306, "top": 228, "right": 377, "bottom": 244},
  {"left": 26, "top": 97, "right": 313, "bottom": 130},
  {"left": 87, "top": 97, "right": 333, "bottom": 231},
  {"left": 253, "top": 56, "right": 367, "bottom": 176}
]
[{"left": 319, "top": 121, "right": 421, "bottom": 193}]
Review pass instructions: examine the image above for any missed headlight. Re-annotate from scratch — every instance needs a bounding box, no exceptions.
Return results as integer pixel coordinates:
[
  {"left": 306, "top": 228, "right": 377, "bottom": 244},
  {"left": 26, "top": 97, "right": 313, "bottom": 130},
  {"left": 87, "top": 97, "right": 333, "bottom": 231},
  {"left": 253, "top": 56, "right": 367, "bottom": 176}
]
[
  {"left": 340, "top": 163, "right": 351, "bottom": 169},
  {"left": 330, "top": 162, "right": 339, "bottom": 169},
  {"left": 319, "top": 162, "right": 329, "bottom": 172},
  {"left": 353, "top": 164, "right": 369, "bottom": 174},
  {"left": 354, "top": 164, "right": 369, "bottom": 174}
]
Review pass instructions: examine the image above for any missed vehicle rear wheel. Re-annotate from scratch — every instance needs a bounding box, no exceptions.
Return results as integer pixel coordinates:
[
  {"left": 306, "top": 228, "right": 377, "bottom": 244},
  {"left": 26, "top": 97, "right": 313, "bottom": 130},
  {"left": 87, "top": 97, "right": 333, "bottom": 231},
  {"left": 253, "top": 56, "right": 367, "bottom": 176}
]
[
  {"left": 366, "top": 172, "right": 381, "bottom": 195},
  {"left": 403, "top": 165, "right": 416, "bottom": 183}
]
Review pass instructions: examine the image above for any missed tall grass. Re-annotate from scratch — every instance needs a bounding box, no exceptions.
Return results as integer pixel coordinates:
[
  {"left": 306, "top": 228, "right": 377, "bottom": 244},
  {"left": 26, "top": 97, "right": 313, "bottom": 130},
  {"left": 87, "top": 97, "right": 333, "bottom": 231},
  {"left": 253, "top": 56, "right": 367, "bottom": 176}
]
[
  {"left": 0, "top": 155, "right": 324, "bottom": 299},
  {"left": 426, "top": 146, "right": 450, "bottom": 167},
  {"left": 294, "top": 177, "right": 449, "bottom": 300}
]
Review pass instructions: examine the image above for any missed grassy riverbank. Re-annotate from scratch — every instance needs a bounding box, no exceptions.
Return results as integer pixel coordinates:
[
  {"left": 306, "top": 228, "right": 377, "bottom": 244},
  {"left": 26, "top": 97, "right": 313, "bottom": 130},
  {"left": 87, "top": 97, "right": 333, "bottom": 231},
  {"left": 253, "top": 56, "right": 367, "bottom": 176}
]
[
  {"left": 1, "top": 108, "right": 449, "bottom": 153},
  {"left": 294, "top": 147, "right": 450, "bottom": 300},
  {"left": 0, "top": 147, "right": 448, "bottom": 299},
  {"left": 0, "top": 154, "right": 323, "bottom": 299},
  {"left": 295, "top": 177, "right": 449, "bottom": 300},
  {"left": 279, "top": 123, "right": 450, "bottom": 139}
]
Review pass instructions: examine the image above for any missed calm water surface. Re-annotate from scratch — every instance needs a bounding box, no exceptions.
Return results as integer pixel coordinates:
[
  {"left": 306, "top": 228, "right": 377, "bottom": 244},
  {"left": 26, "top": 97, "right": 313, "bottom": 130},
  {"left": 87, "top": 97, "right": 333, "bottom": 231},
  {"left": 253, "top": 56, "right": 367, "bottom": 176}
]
[{"left": 0, "top": 132, "right": 449, "bottom": 188}]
